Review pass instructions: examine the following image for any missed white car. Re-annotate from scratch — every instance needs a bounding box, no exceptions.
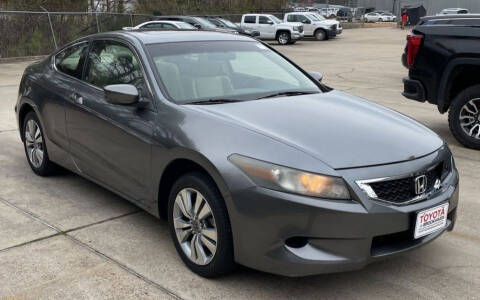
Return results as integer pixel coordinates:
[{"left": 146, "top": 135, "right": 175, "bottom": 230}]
[
  {"left": 380, "top": 13, "right": 397, "bottom": 22},
  {"left": 363, "top": 13, "right": 385, "bottom": 22},
  {"left": 437, "top": 8, "right": 469, "bottom": 15},
  {"left": 123, "top": 20, "right": 197, "bottom": 30},
  {"left": 284, "top": 12, "right": 342, "bottom": 40},
  {"left": 240, "top": 14, "right": 304, "bottom": 45}
]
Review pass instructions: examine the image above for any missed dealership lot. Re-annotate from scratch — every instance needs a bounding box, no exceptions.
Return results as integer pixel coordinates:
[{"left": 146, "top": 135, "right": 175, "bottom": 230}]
[{"left": 0, "top": 27, "right": 479, "bottom": 299}]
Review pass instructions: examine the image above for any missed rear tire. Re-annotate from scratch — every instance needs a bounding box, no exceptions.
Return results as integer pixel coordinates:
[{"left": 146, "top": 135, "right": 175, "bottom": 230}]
[
  {"left": 276, "top": 31, "right": 291, "bottom": 45},
  {"left": 22, "top": 111, "right": 57, "bottom": 176},
  {"left": 168, "top": 172, "right": 235, "bottom": 278},
  {"left": 448, "top": 85, "right": 480, "bottom": 150}
]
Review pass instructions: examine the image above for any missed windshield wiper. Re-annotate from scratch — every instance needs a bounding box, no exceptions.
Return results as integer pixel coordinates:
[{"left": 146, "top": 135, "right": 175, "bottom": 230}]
[
  {"left": 186, "top": 98, "right": 243, "bottom": 105},
  {"left": 256, "top": 91, "right": 319, "bottom": 100}
]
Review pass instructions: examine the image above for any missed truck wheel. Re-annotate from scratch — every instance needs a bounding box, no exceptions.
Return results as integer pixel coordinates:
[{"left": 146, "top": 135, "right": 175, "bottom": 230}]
[
  {"left": 277, "top": 32, "right": 291, "bottom": 45},
  {"left": 448, "top": 85, "right": 480, "bottom": 150},
  {"left": 314, "top": 29, "right": 326, "bottom": 41}
]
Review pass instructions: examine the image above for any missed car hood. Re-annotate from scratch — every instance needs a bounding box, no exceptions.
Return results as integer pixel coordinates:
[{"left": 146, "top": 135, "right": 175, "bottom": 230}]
[
  {"left": 319, "top": 20, "right": 339, "bottom": 26},
  {"left": 188, "top": 90, "right": 443, "bottom": 169}
]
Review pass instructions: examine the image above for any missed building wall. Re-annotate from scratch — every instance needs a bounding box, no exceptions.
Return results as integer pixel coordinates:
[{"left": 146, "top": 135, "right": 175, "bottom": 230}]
[{"left": 356, "top": 0, "right": 480, "bottom": 14}]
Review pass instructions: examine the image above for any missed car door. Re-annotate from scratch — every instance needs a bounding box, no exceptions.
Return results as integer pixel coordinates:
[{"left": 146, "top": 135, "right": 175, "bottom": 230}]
[
  {"left": 297, "top": 15, "right": 314, "bottom": 35},
  {"left": 46, "top": 41, "right": 89, "bottom": 167},
  {"left": 258, "top": 16, "right": 275, "bottom": 39},
  {"left": 65, "top": 39, "right": 155, "bottom": 205},
  {"left": 243, "top": 15, "right": 258, "bottom": 31}
]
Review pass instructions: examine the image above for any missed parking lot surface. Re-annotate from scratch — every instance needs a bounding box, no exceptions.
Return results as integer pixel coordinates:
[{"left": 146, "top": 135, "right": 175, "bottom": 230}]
[{"left": 1, "top": 27, "right": 479, "bottom": 299}]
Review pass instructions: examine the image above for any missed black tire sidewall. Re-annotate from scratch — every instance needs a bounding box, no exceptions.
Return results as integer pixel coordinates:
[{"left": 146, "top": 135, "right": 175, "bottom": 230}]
[
  {"left": 23, "top": 112, "right": 52, "bottom": 175},
  {"left": 448, "top": 85, "right": 480, "bottom": 150},
  {"left": 167, "top": 172, "right": 234, "bottom": 277}
]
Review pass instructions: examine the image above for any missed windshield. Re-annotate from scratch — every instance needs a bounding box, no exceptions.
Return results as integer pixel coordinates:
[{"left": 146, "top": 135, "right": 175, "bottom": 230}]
[
  {"left": 220, "top": 18, "right": 238, "bottom": 28},
  {"left": 311, "top": 13, "right": 326, "bottom": 21},
  {"left": 192, "top": 17, "right": 217, "bottom": 28},
  {"left": 147, "top": 41, "right": 320, "bottom": 104},
  {"left": 177, "top": 22, "right": 196, "bottom": 29},
  {"left": 269, "top": 15, "right": 282, "bottom": 24}
]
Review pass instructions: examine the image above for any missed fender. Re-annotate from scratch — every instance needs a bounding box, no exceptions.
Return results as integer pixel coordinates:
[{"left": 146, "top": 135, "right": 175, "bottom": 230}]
[
  {"left": 151, "top": 146, "right": 233, "bottom": 217},
  {"left": 437, "top": 58, "right": 480, "bottom": 113},
  {"left": 17, "top": 97, "right": 44, "bottom": 141}
]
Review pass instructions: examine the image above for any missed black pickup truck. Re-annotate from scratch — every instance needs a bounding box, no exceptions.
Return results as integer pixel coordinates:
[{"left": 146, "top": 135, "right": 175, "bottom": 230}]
[{"left": 402, "top": 14, "right": 480, "bottom": 149}]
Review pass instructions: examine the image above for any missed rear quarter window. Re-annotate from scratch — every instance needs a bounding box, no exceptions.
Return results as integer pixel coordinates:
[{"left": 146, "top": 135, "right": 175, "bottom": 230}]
[{"left": 55, "top": 43, "right": 88, "bottom": 79}]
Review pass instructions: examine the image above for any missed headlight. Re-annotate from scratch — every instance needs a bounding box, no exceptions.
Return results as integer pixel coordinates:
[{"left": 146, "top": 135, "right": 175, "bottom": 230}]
[
  {"left": 229, "top": 154, "right": 350, "bottom": 199},
  {"left": 293, "top": 26, "right": 301, "bottom": 32}
]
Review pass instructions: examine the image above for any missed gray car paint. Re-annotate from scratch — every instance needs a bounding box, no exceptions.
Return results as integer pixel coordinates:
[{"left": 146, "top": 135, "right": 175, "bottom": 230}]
[{"left": 15, "top": 30, "right": 459, "bottom": 277}]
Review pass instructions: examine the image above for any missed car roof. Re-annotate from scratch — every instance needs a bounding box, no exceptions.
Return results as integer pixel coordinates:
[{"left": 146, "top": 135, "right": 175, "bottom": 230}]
[
  {"left": 421, "top": 14, "right": 480, "bottom": 21},
  {"left": 90, "top": 30, "right": 254, "bottom": 45}
]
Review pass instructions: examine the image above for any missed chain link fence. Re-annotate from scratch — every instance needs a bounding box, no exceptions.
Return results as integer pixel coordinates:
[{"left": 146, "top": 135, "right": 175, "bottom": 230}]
[
  {"left": 0, "top": 11, "right": 156, "bottom": 58},
  {"left": 0, "top": 10, "right": 360, "bottom": 58}
]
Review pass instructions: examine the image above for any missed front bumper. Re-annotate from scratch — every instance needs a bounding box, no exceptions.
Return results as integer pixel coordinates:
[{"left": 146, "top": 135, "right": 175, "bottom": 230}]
[
  {"left": 229, "top": 148, "right": 458, "bottom": 277},
  {"left": 336, "top": 27, "right": 343, "bottom": 35},
  {"left": 292, "top": 32, "right": 303, "bottom": 40}
]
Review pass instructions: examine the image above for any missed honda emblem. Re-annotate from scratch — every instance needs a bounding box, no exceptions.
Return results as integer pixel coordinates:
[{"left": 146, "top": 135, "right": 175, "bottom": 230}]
[{"left": 414, "top": 175, "right": 427, "bottom": 195}]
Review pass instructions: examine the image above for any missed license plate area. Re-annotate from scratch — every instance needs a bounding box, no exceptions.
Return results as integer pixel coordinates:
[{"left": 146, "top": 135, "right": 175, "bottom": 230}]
[{"left": 414, "top": 203, "right": 449, "bottom": 239}]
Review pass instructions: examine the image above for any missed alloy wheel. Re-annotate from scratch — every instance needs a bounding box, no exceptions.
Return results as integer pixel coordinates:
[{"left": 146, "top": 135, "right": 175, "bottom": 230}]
[
  {"left": 173, "top": 188, "right": 217, "bottom": 265},
  {"left": 24, "top": 119, "right": 44, "bottom": 168},
  {"left": 459, "top": 98, "right": 480, "bottom": 140},
  {"left": 278, "top": 33, "right": 289, "bottom": 45}
]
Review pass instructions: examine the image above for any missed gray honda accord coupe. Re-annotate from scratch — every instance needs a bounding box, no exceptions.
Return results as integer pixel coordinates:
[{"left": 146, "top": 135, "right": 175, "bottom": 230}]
[{"left": 15, "top": 29, "right": 459, "bottom": 277}]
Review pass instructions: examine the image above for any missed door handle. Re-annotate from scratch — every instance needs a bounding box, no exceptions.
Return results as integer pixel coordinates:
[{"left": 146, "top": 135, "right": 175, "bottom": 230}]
[{"left": 70, "top": 92, "right": 83, "bottom": 105}]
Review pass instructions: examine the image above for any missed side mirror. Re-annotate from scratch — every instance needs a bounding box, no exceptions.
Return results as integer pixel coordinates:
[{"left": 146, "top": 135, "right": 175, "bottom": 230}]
[
  {"left": 309, "top": 71, "right": 323, "bottom": 83},
  {"left": 302, "top": 19, "right": 311, "bottom": 24},
  {"left": 194, "top": 24, "right": 202, "bottom": 29},
  {"left": 104, "top": 84, "right": 139, "bottom": 105},
  {"left": 267, "top": 20, "right": 274, "bottom": 25}
]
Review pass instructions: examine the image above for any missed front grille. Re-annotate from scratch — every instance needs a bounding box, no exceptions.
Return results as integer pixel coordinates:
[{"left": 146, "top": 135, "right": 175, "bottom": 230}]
[
  {"left": 330, "top": 24, "right": 337, "bottom": 31},
  {"left": 298, "top": 26, "right": 303, "bottom": 33},
  {"left": 368, "top": 163, "right": 444, "bottom": 204}
]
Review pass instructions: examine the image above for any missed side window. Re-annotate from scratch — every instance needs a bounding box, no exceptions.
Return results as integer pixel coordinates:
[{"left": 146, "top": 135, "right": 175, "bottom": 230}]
[
  {"left": 287, "top": 15, "right": 297, "bottom": 22},
  {"left": 85, "top": 40, "right": 148, "bottom": 97},
  {"left": 259, "top": 16, "right": 271, "bottom": 24},
  {"left": 55, "top": 43, "right": 88, "bottom": 79},
  {"left": 298, "top": 15, "right": 309, "bottom": 23},
  {"left": 143, "top": 23, "right": 163, "bottom": 28},
  {"left": 162, "top": 23, "right": 176, "bottom": 29},
  {"left": 244, "top": 16, "right": 256, "bottom": 24}
]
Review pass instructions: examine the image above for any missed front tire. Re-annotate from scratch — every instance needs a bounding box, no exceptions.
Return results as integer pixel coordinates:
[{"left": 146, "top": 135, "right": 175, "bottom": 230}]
[
  {"left": 277, "top": 32, "right": 291, "bottom": 45},
  {"left": 168, "top": 172, "right": 235, "bottom": 277},
  {"left": 448, "top": 85, "right": 480, "bottom": 150},
  {"left": 22, "top": 111, "right": 57, "bottom": 176},
  {"left": 314, "top": 29, "right": 327, "bottom": 41}
]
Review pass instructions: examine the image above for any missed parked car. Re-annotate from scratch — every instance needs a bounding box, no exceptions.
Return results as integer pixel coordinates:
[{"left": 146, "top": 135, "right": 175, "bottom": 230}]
[
  {"left": 380, "top": 12, "right": 397, "bottom": 22},
  {"left": 284, "top": 12, "right": 341, "bottom": 40},
  {"left": 364, "top": 12, "right": 384, "bottom": 22},
  {"left": 240, "top": 14, "right": 304, "bottom": 45},
  {"left": 122, "top": 20, "right": 196, "bottom": 30},
  {"left": 336, "top": 7, "right": 353, "bottom": 22},
  {"left": 156, "top": 16, "right": 239, "bottom": 35},
  {"left": 437, "top": 8, "right": 469, "bottom": 15},
  {"left": 402, "top": 14, "right": 480, "bottom": 149},
  {"left": 321, "top": 7, "right": 339, "bottom": 18},
  {"left": 16, "top": 29, "right": 458, "bottom": 278},
  {"left": 204, "top": 16, "right": 260, "bottom": 37}
]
